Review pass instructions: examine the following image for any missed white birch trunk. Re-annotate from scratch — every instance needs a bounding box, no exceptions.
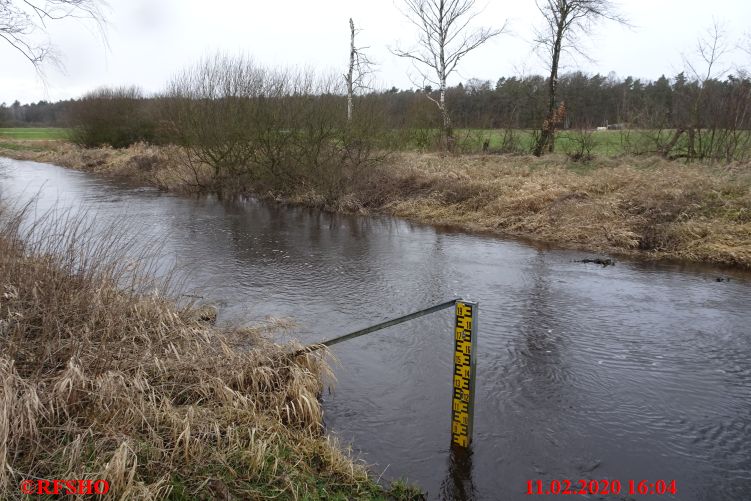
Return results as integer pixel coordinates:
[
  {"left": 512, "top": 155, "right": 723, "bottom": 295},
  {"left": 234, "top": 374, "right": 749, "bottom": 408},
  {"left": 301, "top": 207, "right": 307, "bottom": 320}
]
[{"left": 438, "top": 1, "right": 451, "bottom": 147}]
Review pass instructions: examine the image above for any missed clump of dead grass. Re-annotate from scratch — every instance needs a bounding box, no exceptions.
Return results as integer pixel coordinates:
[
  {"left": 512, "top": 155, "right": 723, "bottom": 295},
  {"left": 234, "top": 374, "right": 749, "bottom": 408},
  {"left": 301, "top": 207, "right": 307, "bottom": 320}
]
[
  {"left": 0, "top": 140, "right": 205, "bottom": 193},
  {"left": 362, "top": 153, "right": 751, "bottom": 267},
  {"left": 0, "top": 202, "right": 383, "bottom": 499}
]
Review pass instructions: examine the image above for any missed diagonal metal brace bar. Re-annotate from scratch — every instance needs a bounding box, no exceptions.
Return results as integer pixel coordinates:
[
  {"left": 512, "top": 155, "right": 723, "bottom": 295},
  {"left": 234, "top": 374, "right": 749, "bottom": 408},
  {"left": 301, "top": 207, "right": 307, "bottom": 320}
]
[{"left": 292, "top": 298, "right": 461, "bottom": 357}]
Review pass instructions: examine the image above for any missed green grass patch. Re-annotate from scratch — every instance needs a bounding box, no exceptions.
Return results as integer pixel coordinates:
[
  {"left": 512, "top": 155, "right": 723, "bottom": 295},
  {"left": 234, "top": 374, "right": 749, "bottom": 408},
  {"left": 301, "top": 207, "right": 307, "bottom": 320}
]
[
  {"left": 398, "top": 128, "right": 631, "bottom": 155},
  {"left": 451, "top": 128, "right": 637, "bottom": 156},
  {"left": 0, "top": 127, "right": 72, "bottom": 140},
  {"left": 399, "top": 128, "right": 751, "bottom": 161}
]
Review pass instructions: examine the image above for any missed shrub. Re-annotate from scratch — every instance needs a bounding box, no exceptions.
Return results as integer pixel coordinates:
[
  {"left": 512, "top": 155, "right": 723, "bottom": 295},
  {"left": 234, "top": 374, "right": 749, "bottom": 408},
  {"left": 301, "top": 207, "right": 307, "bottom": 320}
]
[
  {"left": 69, "top": 86, "right": 158, "bottom": 148},
  {"left": 163, "top": 55, "right": 390, "bottom": 200}
]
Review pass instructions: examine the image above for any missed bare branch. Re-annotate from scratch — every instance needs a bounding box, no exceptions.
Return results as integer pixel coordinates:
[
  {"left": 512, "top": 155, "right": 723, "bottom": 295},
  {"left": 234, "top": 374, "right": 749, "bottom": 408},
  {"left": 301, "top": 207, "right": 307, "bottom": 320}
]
[
  {"left": 344, "top": 18, "right": 377, "bottom": 121},
  {"left": 742, "top": 32, "right": 751, "bottom": 59},
  {"left": 684, "top": 20, "right": 731, "bottom": 83},
  {"left": 0, "top": 0, "right": 108, "bottom": 77}
]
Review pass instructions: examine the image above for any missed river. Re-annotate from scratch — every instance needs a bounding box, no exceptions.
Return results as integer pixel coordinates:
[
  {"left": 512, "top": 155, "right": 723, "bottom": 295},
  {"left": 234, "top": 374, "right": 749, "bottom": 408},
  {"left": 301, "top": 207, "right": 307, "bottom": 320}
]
[{"left": 1, "top": 157, "right": 750, "bottom": 500}]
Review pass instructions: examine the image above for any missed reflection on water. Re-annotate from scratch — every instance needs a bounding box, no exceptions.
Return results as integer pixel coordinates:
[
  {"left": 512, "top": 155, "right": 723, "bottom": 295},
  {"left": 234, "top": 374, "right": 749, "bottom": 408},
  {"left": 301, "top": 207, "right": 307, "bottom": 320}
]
[
  {"left": 442, "top": 446, "right": 476, "bottom": 501},
  {"left": 2, "top": 157, "right": 751, "bottom": 500}
]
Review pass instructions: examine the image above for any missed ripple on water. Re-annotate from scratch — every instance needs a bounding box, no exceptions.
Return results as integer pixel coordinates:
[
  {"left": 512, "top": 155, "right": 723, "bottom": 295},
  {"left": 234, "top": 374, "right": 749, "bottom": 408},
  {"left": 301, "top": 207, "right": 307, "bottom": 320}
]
[{"left": 2, "top": 157, "right": 751, "bottom": 500}]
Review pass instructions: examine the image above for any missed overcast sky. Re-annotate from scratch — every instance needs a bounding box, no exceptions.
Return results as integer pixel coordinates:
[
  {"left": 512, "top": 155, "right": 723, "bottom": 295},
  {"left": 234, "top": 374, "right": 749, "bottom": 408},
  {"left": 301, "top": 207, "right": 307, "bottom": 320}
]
[{"left": 1, "top": 0, "right": 750, "bottom": 105}]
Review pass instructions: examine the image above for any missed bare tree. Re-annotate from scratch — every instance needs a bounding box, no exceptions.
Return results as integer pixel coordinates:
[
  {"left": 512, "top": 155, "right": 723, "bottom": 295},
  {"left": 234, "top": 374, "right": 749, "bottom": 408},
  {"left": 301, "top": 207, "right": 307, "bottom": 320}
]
[
  {"left": 680, "top": 22, "right": 729, "bottom": 159},
  {"left": 0, "top": 0, "right": 107, "bottom": 74},
  {"left": 659, "top": 21, "right": 751, "bottom": 161},
  {"left": 685, "top": 22, "right": 730, "bottom": 85},
  {"left": 392, "top": 0, "right": 505, "bottom": 150},
  {"left": 344, "top": 18, "right": 374, "bottom": 123},
  {"left": 532, "top": 0, "right": 626, "bottom": 156},
  {"left": 740, "top": 31, "right": 751, "bottom": 61}
]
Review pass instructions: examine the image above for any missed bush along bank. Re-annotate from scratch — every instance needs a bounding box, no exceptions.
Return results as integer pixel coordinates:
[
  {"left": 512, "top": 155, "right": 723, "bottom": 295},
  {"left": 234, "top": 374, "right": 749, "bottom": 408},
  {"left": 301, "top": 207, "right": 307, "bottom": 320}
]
[{"left": 0, "top": 203, "right": 423, "bottom": 500}]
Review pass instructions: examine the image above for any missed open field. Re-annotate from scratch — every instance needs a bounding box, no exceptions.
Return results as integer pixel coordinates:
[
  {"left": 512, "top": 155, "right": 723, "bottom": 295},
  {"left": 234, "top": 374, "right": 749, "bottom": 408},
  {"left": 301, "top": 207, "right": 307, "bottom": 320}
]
[
  {"left": 2, "top": 138, "right": 750, "bottom": 269},
  {"left": 0, "top": 127, "right": 71, "bottom": 140},
  {"left": 3, "top": 126, "right": 750, "bottom": 160},
  {"left": 0, "top": 202, "right": 421, "bottom": 500},
  {"left": 450, "top": 128, "right": 626, "bottom": 155},
  {"left": 440, "top": 128, "right": 751, "bottom": 160},
  {"left": 0, "top": 128, "right": 71, "bottom": 153}
]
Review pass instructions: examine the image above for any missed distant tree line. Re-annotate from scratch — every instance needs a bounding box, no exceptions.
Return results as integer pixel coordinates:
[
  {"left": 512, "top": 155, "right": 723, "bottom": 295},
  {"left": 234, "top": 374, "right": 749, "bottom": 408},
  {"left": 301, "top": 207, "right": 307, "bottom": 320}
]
[
  {"left": 0, "top": 100, "right": 73, "bottom": 127},
  {"left": 2, "top": 0, "right": 748, "bottom": 162},
  {"left": 3, "top": 70, "right": 748, "bottom": 132},
  {"left": 391, "top": 71, "right": 751, "bottom": 132},
  {"left": 2, "top": 68, "right": 750, "bottom": 163}
]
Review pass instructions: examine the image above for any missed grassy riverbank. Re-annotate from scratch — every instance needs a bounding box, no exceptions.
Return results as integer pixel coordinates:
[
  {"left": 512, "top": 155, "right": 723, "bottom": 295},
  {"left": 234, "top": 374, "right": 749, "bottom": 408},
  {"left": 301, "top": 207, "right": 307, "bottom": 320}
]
[
  {"left": 0, "top": 204, "right": 418, "bottom": 499},
  {"left": 2, "top": 138, "right": 751, "bottom": 268}
]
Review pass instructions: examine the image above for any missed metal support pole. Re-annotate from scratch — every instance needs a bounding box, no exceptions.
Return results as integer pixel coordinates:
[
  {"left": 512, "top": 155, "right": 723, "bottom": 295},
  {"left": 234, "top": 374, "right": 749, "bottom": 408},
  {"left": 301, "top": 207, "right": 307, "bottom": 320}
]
[
  {"left": 293, "top": 299, "right": 460, "bottom": 356},
  {"left": 292, "top": 297, "right": 479, "bottom": 448}
]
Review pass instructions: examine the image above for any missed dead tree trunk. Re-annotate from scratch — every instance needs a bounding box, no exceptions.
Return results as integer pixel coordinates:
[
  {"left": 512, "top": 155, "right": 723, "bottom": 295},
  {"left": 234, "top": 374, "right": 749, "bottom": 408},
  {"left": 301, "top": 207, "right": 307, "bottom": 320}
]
[
  {"left": 346, "top": 18, "right": 355, "bottom": 123},
  {"left": 344, "top": 18, "right": 374, "bottom": 123},
  {"left": 661, "top": 128, "right": 685, "bottom": 158}
]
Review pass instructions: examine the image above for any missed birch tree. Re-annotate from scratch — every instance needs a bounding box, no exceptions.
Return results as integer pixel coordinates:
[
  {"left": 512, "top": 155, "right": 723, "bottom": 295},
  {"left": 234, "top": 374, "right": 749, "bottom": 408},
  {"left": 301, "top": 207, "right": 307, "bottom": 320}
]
[
  {"left": 0, "top": 0, "right": 107, "bottom": 74},
  {"left": 392, "top": 0, "right": 505, "bottom": 150},
  {"left": 532, "top": 0, "right": 626, "bottom": 156}
]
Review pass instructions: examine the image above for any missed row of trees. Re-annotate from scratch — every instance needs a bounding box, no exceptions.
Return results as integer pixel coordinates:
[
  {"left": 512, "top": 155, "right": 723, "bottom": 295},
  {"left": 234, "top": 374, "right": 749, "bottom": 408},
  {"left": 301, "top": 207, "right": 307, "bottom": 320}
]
[
  {"left": 376, "top": 0, "right": 751, "bottom": 159},
  {"left": 385, "top": 0, "right": 629, "bottom": 155},
  {"left": 0, "top": 0, "right": 624, "bottom": 157},
  {"left": 5, "top": 69, "right": 748, "bottom": 131},
  {"left": 61, "top": 62, "right": 751, "bottom": 162},
  {"left": 0, "top": 100, "right": 71, "bottom": 126},
  {"left": 2, "top": 0, "right": 749, "bottom": 163}
]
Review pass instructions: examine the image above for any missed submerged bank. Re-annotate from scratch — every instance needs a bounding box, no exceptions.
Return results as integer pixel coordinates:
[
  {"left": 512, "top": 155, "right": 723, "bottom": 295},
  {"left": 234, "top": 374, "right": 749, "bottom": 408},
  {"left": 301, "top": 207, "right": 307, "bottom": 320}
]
[
  {"left": 0, "top": 203, "right": 417, "bottom": 500},
  {"left": 2, "top": 139, "right": 751, "bottom": 268}
]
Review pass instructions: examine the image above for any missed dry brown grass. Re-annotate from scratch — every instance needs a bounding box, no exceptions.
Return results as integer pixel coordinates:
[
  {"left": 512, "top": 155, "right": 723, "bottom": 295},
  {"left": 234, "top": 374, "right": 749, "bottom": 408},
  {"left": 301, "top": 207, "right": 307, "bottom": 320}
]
[
  {"left": 356, "top": 153, "right": 751, "bottom": 268},
  {"left": 0, "top": 140, "right": 206, "bottom": 193},
  {"left": 0, "top": 203, "right": 390, "bottom": 500},
  {"left": 3, "top": 140, "right": 750, "bottom": 268}
]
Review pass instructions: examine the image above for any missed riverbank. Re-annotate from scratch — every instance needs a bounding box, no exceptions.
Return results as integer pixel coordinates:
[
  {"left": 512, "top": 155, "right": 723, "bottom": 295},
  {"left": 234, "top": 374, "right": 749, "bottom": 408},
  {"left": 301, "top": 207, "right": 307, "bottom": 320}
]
[
  {"left": 2, "top": 139, "right": 751, "bottom": 268},
  {"left": 0, "top": 203, "right": 417, "bottom": 499}
]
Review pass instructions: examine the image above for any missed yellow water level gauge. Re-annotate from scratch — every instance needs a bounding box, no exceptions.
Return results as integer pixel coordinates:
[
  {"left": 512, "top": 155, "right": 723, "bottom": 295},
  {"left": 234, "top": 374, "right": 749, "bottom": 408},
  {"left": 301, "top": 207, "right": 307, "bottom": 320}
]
[{"left": 451, "top": 300, "right": 478, "bottom": 448}]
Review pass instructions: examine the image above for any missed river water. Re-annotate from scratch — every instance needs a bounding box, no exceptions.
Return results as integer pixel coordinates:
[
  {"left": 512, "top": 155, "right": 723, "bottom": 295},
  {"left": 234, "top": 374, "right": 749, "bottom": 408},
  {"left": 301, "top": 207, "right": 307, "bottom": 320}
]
[{"left": 1, "top": 157, "right": 750, "bottom": 500}]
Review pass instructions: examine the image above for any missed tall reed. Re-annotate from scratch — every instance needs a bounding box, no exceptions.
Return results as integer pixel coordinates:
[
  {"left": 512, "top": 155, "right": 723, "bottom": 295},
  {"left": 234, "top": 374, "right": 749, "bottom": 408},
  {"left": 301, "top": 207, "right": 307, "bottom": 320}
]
[{"left": 0, "top": 201, "right": 384, "bottom": 499}]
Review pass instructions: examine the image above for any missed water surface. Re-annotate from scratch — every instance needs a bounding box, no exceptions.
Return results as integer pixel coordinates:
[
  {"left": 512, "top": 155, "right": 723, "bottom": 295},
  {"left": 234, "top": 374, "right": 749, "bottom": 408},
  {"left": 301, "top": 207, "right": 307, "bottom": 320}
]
[{"left": 1, "top": 157, "right": 750, "bottom": 500}]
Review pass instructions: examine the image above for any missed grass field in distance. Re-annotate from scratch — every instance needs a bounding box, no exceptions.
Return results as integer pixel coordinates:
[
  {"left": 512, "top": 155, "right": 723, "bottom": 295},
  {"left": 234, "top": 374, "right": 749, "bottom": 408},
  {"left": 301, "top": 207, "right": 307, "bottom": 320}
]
[{"left": 0, "top": 127, "right": 71, "bottom": 140}]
